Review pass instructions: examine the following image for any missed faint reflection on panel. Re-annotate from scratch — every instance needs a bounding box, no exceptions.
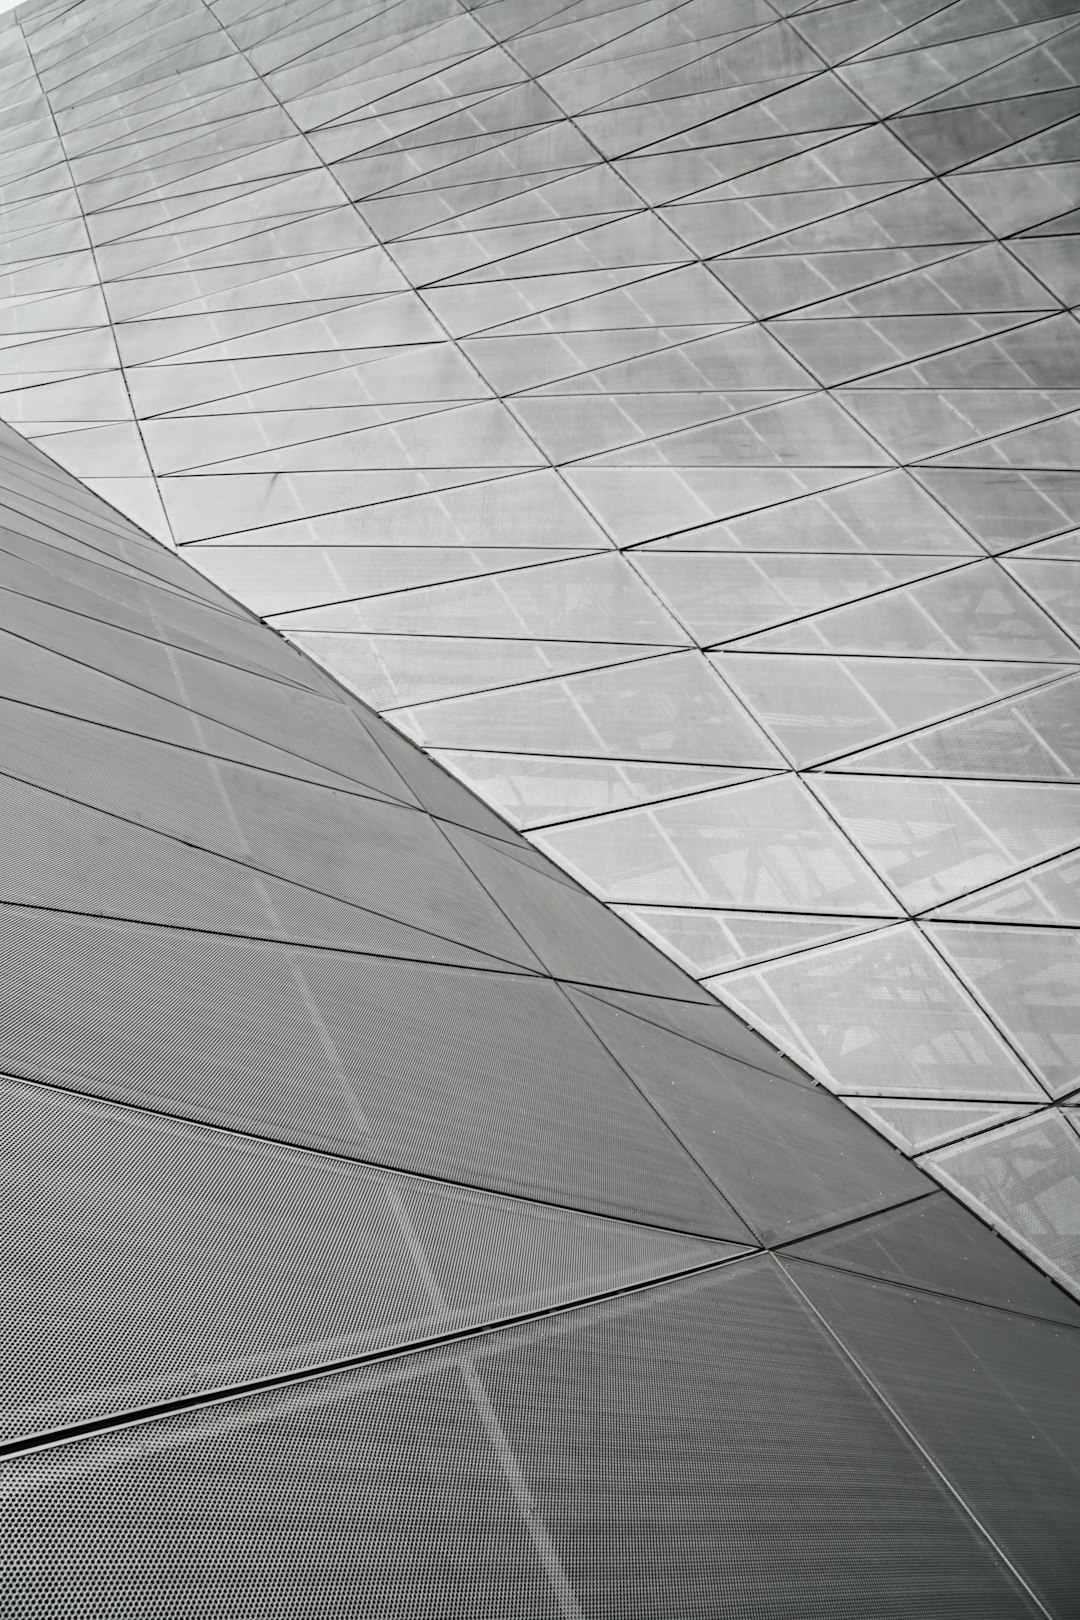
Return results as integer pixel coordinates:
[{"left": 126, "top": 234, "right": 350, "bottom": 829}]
[
  {"left": 926, "top": 1112, "right": 1080, "bottom": 1295},
  {"left": 716, "top": 925, "right": 1046, "bottom": 1101}
]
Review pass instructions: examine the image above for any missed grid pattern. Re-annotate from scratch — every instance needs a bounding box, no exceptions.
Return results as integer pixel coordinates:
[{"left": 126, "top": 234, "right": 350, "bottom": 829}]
[
  {"left": 0, "top": 344, "right": 1077, "bottom": 1607},
  {"left": 2, "top": 0, "right": 1077, "bottom": 1295}
]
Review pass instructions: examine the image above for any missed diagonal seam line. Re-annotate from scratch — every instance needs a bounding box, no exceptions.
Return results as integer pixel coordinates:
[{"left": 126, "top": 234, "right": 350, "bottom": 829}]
[
  {"left": 774, "top": 1247, "right": 1080, "bottom": 1331},
  {"left": 0, "top": 577, "right": 321, "bottom": 695},
  {"left": 0, "top": 1249, "right": 758, "bottom": 1464},
  {"left": 777, "top": 1255, "right": 1057, "bottom": 1620},
  {"left": 0, "top": 1063, "right": 745, "bottom": 1246},
  {"left": 0, "top": 617, "right": 416, "bottom": 801},
  {"left": 0, "top": 764, "right": 544, "bottom": 974}
]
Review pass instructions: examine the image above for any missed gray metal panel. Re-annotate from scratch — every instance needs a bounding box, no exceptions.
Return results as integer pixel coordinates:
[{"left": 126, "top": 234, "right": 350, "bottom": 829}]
[
  {"left": 443, "top": 821, "right": 712, "bottom": 997},
  {"left": 1, "top": 1075, "right": 737, "bottom": 1443},
  {"left": 565, "top": 986, "right": 930, "bottom": 1244},
  {"left": 0, "top": 1, "right": 1078, "bottom": 1602},
  {"left": 0, "top": 773, "right": 521, "bottom": 972},
  {"left": 0, "top": 698, "right": 545, "bottom": 969},
  {"left": 0, "top": 1258, "right": 1040, "bottom": 1617},
  {"left": 791, "top": 1260, "right": 1080, "bottom": 1618},
  {"left": 0, "top": 906, "right": 743, "bottom": 1238},
  {"left": 786, "top": 1193, "right": 1080, "bottom": 1325}
]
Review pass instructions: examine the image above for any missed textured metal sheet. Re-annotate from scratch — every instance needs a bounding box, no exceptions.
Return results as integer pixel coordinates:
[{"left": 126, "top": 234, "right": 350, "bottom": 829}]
[
  {"left": 0, "top": 700, "right": 543, "bottom": 968},
  {"left": 0, "top": 1258, "right": 1038, "bottom": 1617},
  {"left": 0, "top": 906, "right": 743, "bottom": 1237},
  {"left": 566, "top": 987, "right": 930, "bottom": 1244},
  {"left": 0, "top": 588, "right": 413, "bottom": 802},
  {"left": 785, "top": 1193, "right": 1080, "bottom": 1326},
  {"left": 791, "top": 1260, "right": 1080, "bottom": 1618},
  {"left": 443, "top": 822, "right": 710, "bottom": 998},
  {"left": 0, "top": 1076, "right": 737, "bottom": 1442},
  {"left": 571, "top": 984, "right": 811, "bottom": 1082},
  {"left": 0, "top": 773, "right": 519, "bottom": 971}
]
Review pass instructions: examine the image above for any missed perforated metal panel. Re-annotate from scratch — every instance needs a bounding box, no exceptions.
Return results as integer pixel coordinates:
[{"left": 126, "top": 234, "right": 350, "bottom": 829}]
[
  {"left": 0, "top": 132, "right": 1074, "bottom": 1613},
  {"left": 0, "top": 524, "right": 233, "bottom": 621},
  {"left": 0, "top": 906, "right": 741, "bottom": 1237},
  {"left": 0, "top": 590, "right": 411, "bottom": 801},
  {"left": 0, "top": 548, "right": 296, "bottom": 686},
  {"left": 791, "top": 1261, "right": 1080, "bottom": 1617},
  {"left": 0, "top": 775, "right": 511, "bottom": 971},
  {"left": 443, "top": 822, "right": 707, "bottom": 998},
  {"left": 0, "top": 1076, "right": 737, "bottom": 1442},
  {"left": 566, "top": 988, "right": 929, "bottom": 1244},
  {"left": 0, "top": 696, "right": 538, "bottom": 956},
  {"left": 0, "top": 1259, "right": 1038, "bottom": 1617},
  {"left": 573, "top": 985, "right": 811, "bottom": 1083},
  {"left": 0, "top": 1351, "right": 558, "bottom": 1619},
  {"left": 0, "top": 632, "right": 382, "bottom": 797},
  {"left": 786, "top": 1194, "right": 1080, "bottom": 1325},
  {"left": 351, "top": 708, "right": 531, "bottom": 841}
]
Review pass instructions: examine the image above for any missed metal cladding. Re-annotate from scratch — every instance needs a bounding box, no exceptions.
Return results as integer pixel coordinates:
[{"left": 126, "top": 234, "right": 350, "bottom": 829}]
[
  {"left": 0, "top": 350, "right": 1075, "bottom": 1620},
  {"left": 0, "top": 0, "right": 1078, "bottom": 1610},
  {"left": 1, "top": 0, "right": 1077, "bottom": 1298}
]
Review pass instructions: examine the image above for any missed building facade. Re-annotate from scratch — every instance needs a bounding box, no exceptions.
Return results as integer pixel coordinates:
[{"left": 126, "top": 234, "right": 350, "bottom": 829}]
[
  {"left": 0, "top": 0, "right": 1078, "bottom": 1609},
  {"left": 2, "top": 0, "right": 1078, "bottom": 1297}
]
